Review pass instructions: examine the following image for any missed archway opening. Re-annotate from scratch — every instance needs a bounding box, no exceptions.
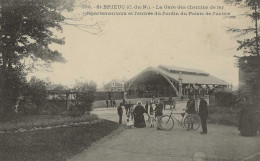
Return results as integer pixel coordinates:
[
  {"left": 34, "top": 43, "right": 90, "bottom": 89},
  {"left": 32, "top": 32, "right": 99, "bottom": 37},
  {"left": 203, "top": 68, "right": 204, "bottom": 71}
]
[{"left": 126, "top": 71, "right": 178, "bottom": 99}]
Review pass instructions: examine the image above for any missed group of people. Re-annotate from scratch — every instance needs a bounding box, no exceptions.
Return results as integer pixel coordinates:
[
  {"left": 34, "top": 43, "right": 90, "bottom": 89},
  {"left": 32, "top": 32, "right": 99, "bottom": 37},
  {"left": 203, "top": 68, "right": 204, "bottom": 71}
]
[
  {"left": 106, "top": 99, "right": 117, "bottom": 108},
  {"left": 186, "top": 94, "right": 208, "bottom": 134},
  {"left": 116, "top": 95, "right": 209, "bottom": 134},
  {"left": 116, "top": 98, "right": 166, "bottom": 130}
]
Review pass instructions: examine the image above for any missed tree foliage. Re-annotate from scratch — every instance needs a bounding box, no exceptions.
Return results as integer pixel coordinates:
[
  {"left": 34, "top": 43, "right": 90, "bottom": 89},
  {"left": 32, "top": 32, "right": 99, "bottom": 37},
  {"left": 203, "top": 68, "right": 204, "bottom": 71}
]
[
  {"left": 71, "top": 80, "right": 97, "bottom": 115},
  {"left": 0, "top": 0, "right": 75, "bottom": 119},
  {"left": 27, "top": 76, "right": 48, "bottom": 107},
  {"left": 225, "top": 0, "right": 260, "bottom": 100},
  {"left": 225, "top": 0, "right": 260, "bottom": 56},
  {"left": 215, "top": 91, "right": 239, "bottom": 108}
]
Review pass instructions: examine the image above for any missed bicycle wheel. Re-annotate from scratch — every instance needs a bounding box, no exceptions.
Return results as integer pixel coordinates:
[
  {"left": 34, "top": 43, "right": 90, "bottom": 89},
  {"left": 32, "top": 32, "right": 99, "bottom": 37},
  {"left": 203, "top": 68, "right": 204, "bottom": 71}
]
[
  {"left": 184, "top": 114, "right": 200, "bottom": 130},
  {"left": 160, "top": 115, "right": 174, "bottom": 131}
]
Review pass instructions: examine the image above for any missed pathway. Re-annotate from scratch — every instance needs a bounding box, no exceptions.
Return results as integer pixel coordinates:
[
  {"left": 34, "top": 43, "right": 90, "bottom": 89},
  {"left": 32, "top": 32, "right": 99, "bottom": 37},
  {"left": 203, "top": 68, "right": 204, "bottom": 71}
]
[{"left": 69, "top": 105, "right": 260, "bottom": 161}]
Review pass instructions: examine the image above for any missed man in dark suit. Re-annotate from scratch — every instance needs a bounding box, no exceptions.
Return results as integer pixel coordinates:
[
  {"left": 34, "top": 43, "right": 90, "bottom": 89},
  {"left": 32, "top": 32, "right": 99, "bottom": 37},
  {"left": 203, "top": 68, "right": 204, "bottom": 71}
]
[
  {"left": 155, "top": 98, "right": 164, "bottom": 130},
  {"left": 186, "top": 94, "right": 196, "bottom": 129},
  {"left": 117, "top": 103, "right": 123, "bottom": 124},
  {"left": 198, "top": 97, "right": 208, "bottom": 134}
]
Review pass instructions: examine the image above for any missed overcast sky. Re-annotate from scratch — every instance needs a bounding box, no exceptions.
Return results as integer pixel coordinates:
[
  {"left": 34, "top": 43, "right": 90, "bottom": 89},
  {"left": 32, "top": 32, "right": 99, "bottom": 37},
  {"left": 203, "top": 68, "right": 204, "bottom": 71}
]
[{"left": 29, "top": 0, "right": 250, "bottom": 88}]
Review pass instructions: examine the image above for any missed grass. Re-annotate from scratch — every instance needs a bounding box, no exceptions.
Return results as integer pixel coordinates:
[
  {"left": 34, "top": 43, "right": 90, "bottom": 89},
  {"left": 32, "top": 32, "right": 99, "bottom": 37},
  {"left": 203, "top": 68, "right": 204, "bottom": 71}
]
[{"left": 0, "top": 119, "right": 119, "bottom": 161}]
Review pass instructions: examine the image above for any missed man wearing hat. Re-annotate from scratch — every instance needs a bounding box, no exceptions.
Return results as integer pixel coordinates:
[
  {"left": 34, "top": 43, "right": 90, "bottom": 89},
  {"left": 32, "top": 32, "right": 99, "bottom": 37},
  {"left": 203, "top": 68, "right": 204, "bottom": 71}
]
[
  {"left": 198, "top": 96, "right": 208, "bottom": 134},
  {"left": 155, "top": 98, "right": 164, "bottom": 130},
  {"left": 186, "top": 94, "right": 196, "bottom": 129}
]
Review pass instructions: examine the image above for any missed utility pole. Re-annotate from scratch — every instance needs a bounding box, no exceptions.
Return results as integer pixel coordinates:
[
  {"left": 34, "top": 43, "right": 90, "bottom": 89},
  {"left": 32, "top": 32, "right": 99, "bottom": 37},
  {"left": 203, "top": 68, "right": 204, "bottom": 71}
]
[{"left": 178, "top": 72, "right": 183, "bottom": 97}]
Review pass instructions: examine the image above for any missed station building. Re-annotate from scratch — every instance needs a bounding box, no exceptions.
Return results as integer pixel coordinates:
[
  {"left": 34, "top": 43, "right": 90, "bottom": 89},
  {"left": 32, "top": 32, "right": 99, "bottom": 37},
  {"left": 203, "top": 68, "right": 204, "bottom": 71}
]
[{"left": 124, "top": 65, "right": 231, "bottom": 99}]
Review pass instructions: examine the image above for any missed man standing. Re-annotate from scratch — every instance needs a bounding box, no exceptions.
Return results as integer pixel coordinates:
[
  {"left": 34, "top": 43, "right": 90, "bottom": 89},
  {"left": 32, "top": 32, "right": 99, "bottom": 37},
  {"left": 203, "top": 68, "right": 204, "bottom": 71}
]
[
  {"left": 198, "top": 97, "right": 208, "bottom": 134},
  {"left": 172, "top": 98, "right": 176, "bottom": 110},
  {"left": 110, "top": 99, "right": 113, "bottom": 107},
  {"left": 169, "top": 96, "right": 173, "bottom": 109},
  {"left": 155, "top": 98, "right": 164, "bottom": 130},
  {"left": 186, "top": 94, "right": 196, "bottom": 129},
  {"left": 113, "top": 99, "right": 116, "bottom": 108},
  {"left": 106, "top": 99, "right": 109, "bottom": 108},
  {"left": 117, "top": 103, "right": 123, "bottom": 124},
  {"left": 122, "top": 98, "right": 126, "bottom": 105}
]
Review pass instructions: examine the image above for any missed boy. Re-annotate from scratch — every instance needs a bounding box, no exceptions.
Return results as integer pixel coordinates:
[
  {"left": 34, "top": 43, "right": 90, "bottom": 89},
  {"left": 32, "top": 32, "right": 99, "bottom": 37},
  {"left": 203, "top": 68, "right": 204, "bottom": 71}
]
[{"left": 117, "top": 103, "right": 123, "bottom": 124}]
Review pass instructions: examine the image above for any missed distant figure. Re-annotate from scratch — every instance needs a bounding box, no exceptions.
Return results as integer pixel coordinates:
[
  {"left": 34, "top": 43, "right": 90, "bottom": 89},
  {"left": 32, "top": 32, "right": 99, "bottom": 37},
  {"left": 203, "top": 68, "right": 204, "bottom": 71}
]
[
  {"left": 133, "top": 101, "right": 146, "bottom": 128},
  {"left": 186, "top": 95, "right": 196, "bottom": 130},
  {"left": 106, "top": 99, "right": 109, "bottom": 108},
  {"left": 198, "top": 97, "right": 208, "bottom": 134},
  {"left": 110, "top": 99, "right": 113, "bottom": 107},
  {"left": 172, "top": 98, "right": 176, "bottom": 110},
  {"left": 169, "top": 96, "right": 172, "bottom": 109},
  {"left": 123, "top": 98, "right": 126, "bottom": 105},
  {"left": 117, "top": 103, "right": 123, "bottom": 124},
  {"left": 151, "top": 96, "right": 156, "bottom": 104},
  {"left": 145, "top": 101, "right": 149, "bottom": 114},
  {"left": 113, "top": 99, "right": 116, "bottom": 108},
  {"left": 155, "top": 98, "right": 164, "bottom": 130},
  {"left": 125, "top": 101, "right": 131, "bottom": 115},
  {"left": 169, "top": 96, "right": 175, "bottom": 110},
  {"left": 150, "top": 103, "right": 154, "bottom": 116}
]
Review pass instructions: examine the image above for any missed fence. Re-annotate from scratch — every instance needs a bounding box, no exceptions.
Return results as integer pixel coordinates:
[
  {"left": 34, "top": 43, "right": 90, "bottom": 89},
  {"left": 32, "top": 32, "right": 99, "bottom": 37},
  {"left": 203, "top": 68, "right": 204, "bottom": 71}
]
[{"left": 94, "top": 91, "right": 124, "bottom": 100}]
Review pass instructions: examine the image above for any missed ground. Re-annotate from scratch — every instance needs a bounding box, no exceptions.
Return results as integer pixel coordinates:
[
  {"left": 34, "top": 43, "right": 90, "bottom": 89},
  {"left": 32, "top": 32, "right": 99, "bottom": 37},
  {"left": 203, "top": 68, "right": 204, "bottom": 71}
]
[{"left": 69, "top": 104, "right": 260, "bottom": 161}]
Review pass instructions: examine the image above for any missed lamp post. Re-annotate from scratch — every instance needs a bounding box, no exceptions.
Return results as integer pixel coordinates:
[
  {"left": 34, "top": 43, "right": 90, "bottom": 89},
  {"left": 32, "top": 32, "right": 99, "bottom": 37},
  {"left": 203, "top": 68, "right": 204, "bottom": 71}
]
[
  {"left": 178, "top": 72, "right": 183, "bottom": 97},
  {"left": 194, "top": 83, "right": 199, "bottom": 112}
]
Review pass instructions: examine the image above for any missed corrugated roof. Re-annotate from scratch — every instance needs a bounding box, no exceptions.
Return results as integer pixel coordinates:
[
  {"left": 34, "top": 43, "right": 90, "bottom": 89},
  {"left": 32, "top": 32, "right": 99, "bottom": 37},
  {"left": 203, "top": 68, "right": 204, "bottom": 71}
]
[
  {"left": 159, "top": 65, "right": 209, "bottom": 75},
  {"left": 156, "top": 67, "right": 230, "bottom": 85}
]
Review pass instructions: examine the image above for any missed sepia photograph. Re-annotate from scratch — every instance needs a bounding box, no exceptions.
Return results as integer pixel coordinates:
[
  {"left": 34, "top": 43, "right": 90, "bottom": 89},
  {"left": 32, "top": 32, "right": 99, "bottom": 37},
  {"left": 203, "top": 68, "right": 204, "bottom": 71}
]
[{"left": 0, "top": 0, "right": 259, "bottom": 160}]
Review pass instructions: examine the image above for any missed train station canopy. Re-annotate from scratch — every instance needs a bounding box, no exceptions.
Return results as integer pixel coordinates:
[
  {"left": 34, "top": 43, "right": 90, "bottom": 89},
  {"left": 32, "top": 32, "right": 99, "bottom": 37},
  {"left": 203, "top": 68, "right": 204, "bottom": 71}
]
[{"left": 127, "top": 65, "right": 230, "bottom": 87}]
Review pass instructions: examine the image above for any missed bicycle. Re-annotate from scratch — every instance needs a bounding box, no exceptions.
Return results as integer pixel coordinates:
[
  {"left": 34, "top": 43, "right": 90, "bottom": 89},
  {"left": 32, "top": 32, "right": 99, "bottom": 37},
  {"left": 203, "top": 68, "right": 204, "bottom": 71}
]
[{"left": 159, "top": 109, "right": 201, "bottom": 131}]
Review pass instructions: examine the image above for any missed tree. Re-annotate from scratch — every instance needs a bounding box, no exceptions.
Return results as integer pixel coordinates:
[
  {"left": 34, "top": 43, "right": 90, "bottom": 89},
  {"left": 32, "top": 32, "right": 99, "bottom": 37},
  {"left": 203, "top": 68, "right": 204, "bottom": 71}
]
[
  {"left": 226, "top": 0, "right": 260, "bottom": 56},
  {"left": 72, "top": 80, "right": 97, "bottom": 114},
  {"left": 0, "top": 0, "right": 75, "bottom": 119},
  {"left": 225, "top": 0, "right": 260, "bottom": 101},
  {"left": 27, "top": 76, "right": 48, "bottom": 109}
]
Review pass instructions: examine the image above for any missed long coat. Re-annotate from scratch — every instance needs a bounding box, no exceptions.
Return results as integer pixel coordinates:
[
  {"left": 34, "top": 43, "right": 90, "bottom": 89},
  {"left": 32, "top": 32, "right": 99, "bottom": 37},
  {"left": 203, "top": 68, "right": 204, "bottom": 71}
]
[
  {"left": 186, "top": 98, "right": 196, "bottom": 114},
  {"left": 238, "top": 103, "right": 258, "bottom": 136},
  {"left": 133, "top": 105, "right": 146, "bottom": 128},
  {"left": 155, "top": 102, "right": 163, "bottom": 116},
  {"left": 198, "top": 99, "right": 208, "bottom": 119}
]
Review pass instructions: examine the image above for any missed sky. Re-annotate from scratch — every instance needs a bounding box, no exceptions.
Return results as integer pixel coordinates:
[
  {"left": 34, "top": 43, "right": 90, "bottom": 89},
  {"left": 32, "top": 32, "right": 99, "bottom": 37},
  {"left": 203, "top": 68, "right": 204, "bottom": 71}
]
[{"left": 29, "top": 0, "right": 250, "bottom": 88}]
